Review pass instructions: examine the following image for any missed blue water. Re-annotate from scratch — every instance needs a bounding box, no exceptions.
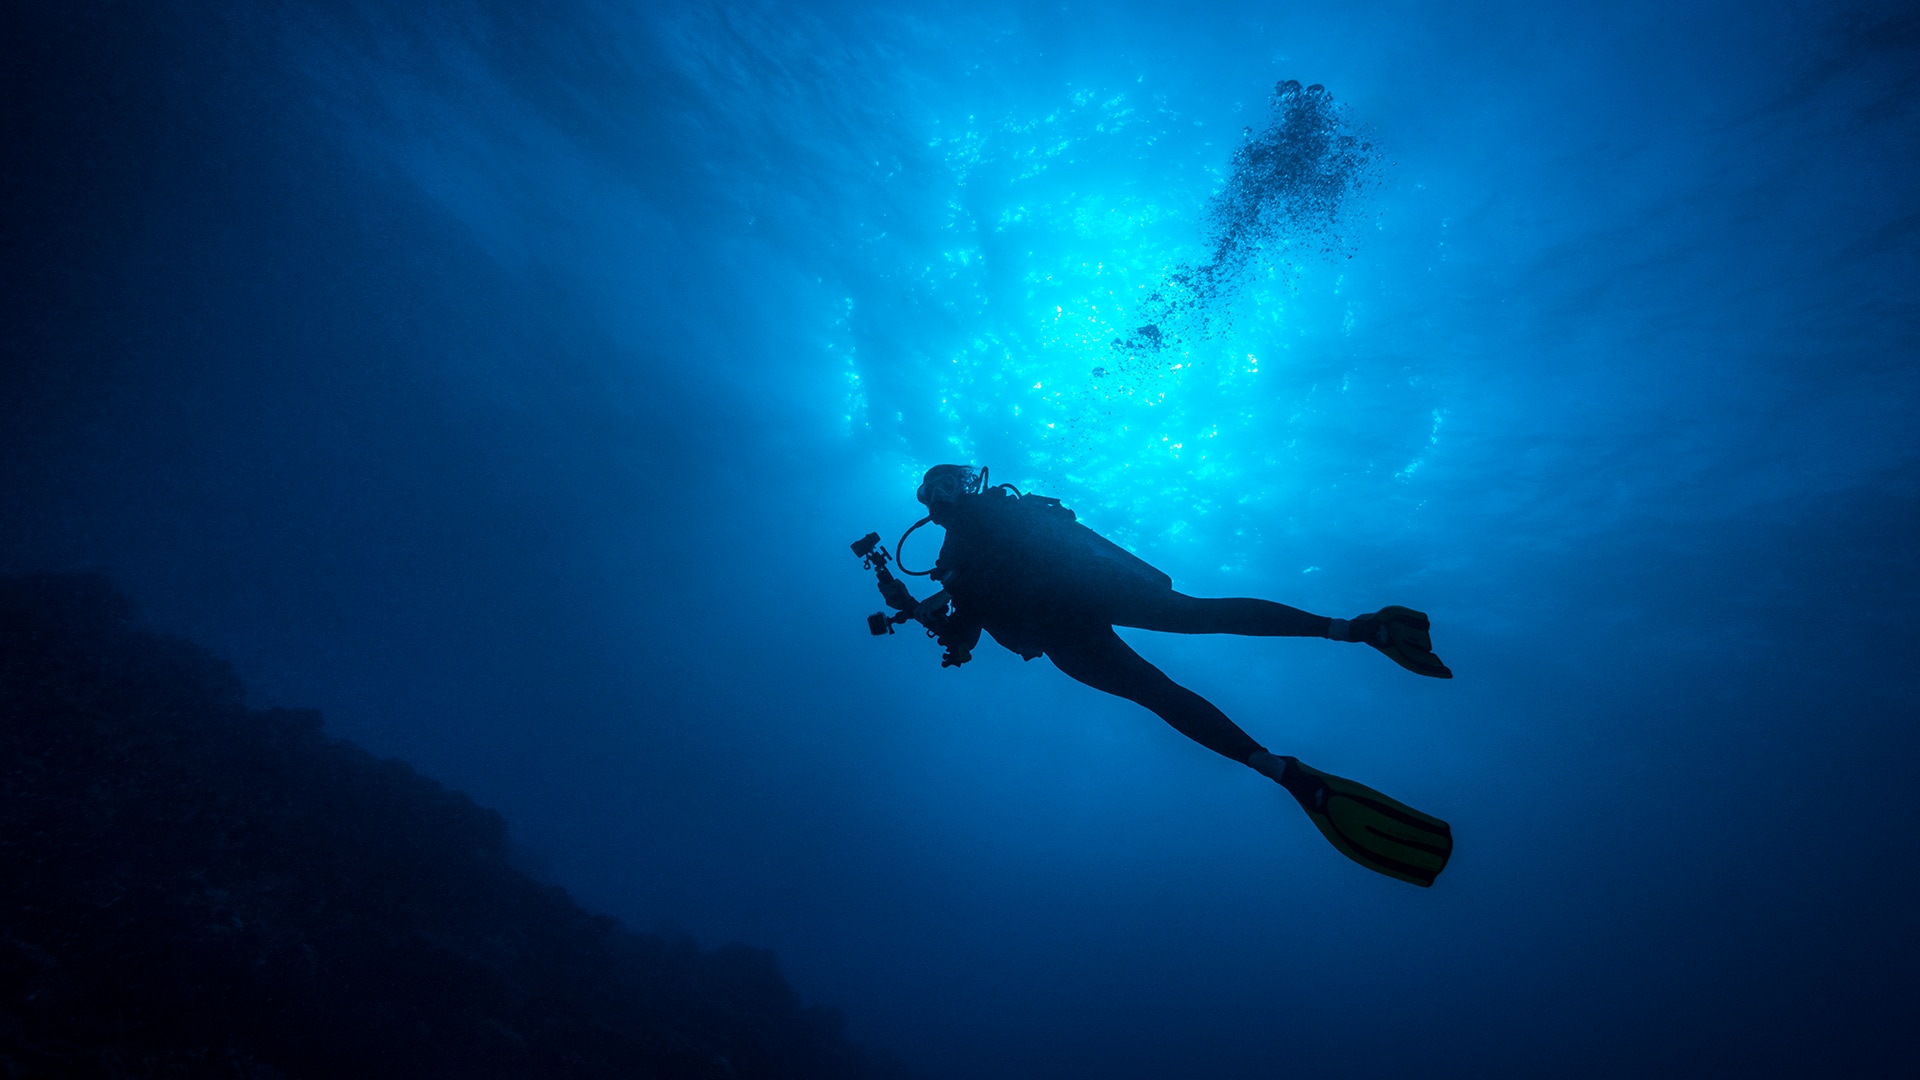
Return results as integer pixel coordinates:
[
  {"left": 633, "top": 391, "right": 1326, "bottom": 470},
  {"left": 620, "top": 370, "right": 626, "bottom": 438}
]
[{"left": 4, "top": 1, "right": 1916, "bottom": 1075}]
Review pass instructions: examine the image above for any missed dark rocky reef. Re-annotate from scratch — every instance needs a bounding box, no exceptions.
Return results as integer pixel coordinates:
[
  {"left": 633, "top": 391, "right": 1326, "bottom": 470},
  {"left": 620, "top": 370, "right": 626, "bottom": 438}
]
[{"left": 0, "top": 574, "right": 897, "bottom": 1079}]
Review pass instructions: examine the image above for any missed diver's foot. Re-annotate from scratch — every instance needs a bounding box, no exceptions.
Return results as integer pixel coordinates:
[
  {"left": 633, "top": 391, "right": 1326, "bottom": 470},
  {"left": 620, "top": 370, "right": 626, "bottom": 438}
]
[{"left": 1351, "top": 606, "right": 1453, "bottom": 679}]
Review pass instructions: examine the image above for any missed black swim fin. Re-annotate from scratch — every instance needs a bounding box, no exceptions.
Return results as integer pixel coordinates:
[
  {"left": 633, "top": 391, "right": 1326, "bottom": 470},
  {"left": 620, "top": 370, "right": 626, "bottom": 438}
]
[
  {"left": 1274, "top": 756, "right": 1453, "bottom": 887},
  {"left": 1353, "top": 605, "right": 1453, "bottom": 679}
]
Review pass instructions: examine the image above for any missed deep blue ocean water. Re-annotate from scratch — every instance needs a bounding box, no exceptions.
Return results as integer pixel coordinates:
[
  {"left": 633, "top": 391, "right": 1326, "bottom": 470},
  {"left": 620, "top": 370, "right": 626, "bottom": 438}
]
[{"left": 4, "top": 1, "right": 1916, "bottom": 1075}]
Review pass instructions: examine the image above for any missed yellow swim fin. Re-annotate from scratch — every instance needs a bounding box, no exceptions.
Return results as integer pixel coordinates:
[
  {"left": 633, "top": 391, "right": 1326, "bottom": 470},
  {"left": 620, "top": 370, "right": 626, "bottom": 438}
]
[{"left": 1272, "top": 755, "right": 1454, "bottom": 887}]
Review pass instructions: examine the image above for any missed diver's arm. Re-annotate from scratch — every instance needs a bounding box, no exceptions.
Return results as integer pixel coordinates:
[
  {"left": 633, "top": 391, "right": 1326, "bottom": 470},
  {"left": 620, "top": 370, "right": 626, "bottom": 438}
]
[
  {"left": 911, "top": 589, "right": 980, "bottom": 668},
  {"left": 937, "top": 604, "right": 981, "bottom": 668},
  {"left": 876, "top": 571, "right": 917, "bottom": 614},
  {"left": 912, "top": 589, "right": 951, "bottom": 627},
  {"left": 926, "top": 537, "right": 980, "bottom": 665}
]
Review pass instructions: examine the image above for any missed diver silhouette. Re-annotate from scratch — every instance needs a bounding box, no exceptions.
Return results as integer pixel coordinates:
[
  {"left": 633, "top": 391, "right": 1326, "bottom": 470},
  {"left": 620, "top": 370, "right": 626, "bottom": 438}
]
[{"left": 856, "top": 464, "right": 1456, "bottom": 886}]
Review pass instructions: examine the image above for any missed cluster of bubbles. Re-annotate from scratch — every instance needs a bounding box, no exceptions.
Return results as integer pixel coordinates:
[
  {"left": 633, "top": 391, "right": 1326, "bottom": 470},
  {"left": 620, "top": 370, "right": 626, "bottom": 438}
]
[{"left": 1112, "top": 80, "right": 1378, "bottom": 359}]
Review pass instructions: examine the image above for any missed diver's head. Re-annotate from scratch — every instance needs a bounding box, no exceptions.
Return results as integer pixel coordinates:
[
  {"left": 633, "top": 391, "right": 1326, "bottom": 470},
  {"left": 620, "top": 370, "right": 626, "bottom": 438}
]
[{"left": 916, "top": 464, "right": 985, "bottom": 513}]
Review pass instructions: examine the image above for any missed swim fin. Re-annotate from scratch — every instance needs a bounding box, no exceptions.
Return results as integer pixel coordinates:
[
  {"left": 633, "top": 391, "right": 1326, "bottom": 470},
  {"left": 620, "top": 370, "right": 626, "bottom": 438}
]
[
  {"left": 1274, "top": 756, "right": 1453, "bottom": 887},
  {"left": 1354, "top": 605, "right": 1453, "bottom": 679}
]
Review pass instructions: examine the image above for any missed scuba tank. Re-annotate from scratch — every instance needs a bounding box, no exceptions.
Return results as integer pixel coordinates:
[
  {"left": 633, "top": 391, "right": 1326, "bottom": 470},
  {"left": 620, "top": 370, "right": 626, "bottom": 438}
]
[
  {"left": 902, "top": 484, "right": 1175, "bottom": 657},
  {"left": 1006, "top": 494, "right": 1173, "bottom": 597}
]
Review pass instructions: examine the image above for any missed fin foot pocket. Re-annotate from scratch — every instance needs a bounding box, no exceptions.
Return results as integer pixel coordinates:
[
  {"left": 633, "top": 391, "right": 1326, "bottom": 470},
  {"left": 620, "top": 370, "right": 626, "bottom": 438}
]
[{"left": 1357, "top": 605, "right": 1453, "bottom": 679}]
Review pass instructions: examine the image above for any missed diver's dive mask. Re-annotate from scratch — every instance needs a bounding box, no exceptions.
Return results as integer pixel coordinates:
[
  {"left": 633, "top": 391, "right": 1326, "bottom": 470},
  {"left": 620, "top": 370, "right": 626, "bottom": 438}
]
[{"left": 915, "top": 464, "right": 987, "bottom": 507}]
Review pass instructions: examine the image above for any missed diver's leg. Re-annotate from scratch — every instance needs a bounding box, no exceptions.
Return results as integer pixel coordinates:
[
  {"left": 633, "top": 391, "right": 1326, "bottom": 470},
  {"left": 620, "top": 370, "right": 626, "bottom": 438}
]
[
  {"left": 1109, "top": 591, "right": 1335, "bottom": 638},
  {"left": 1112, "top": 596, "right": 1453, "bottom": 676},
  {"left": 1044, "top": 626, "right": 1263, "bottom": 763}
]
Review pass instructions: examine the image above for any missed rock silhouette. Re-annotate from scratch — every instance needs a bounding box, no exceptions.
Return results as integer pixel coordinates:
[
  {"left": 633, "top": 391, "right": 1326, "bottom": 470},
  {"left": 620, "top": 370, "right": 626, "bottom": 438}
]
[{"left": 0, "top": 574, "right": 900, "bottom": 1080}]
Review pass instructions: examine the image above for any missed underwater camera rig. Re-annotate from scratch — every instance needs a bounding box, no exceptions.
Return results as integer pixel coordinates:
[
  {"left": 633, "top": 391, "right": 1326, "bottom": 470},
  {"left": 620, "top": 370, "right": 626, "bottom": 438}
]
[
  {"left": 850, "top": 531, "right": 970, "bottom": 667},
  {"left": 850, "top": 532, "right": 916, "bottom": 636}
]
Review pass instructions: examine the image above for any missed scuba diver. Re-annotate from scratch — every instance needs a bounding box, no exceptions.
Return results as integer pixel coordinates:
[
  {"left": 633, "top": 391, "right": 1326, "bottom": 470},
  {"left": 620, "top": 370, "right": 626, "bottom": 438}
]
[{"left": 852, "top": 464, "right": 1455, "bottom": 887}]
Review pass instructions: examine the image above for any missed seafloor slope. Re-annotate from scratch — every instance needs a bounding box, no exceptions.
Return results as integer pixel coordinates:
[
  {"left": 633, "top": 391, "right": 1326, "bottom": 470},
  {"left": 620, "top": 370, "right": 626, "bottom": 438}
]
[{"left": 0, "top": 573, "right": 897, "bottom": 1079}]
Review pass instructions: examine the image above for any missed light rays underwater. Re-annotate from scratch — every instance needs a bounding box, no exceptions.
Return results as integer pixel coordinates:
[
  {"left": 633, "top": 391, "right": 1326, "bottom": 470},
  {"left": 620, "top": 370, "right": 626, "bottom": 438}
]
[
  {"left": 3, "top": 1, "right": 1917, "bottom": 1077},
  {"left": 843, "top": 76, "right": 1416, "bottom": 564}
]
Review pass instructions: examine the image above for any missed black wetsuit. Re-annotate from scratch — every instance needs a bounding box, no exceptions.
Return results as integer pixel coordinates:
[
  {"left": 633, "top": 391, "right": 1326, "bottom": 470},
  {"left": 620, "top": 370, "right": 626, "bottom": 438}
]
[{"left": 929, "top": 489, "right": 1333, "bottom": 765}]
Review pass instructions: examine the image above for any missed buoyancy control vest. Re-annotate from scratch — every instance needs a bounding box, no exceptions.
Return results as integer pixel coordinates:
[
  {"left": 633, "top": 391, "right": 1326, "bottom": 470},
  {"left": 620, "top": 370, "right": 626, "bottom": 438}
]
[{"left": 930, "top": 488, "right": 1173, "bottom": 657}]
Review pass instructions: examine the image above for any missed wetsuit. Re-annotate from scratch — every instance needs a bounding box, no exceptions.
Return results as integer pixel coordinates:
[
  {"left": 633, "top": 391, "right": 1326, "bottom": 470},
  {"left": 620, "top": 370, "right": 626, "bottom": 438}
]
[{"left": 929, "top": 489, "right": 1334, "bottom": 764}]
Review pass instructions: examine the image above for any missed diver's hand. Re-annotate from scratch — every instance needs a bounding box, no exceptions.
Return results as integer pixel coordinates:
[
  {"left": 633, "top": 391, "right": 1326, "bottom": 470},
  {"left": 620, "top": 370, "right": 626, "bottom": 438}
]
[
  {"left": 912, "top": 591, "right": 951, "bottom": 630},
  {"left": 877, "top": 574, "right": 916, "bottom": 612}
]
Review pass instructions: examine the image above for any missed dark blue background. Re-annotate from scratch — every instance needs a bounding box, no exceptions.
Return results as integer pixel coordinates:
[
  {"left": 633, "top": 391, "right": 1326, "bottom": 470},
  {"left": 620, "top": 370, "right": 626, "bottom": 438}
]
[{"left": 5, "top": 2, "right": 1916, "bottom": 1075}]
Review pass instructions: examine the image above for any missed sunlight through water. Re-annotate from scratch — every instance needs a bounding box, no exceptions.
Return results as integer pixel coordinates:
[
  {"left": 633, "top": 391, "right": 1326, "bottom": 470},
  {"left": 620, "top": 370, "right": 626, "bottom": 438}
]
[{"left": 853, "top": 78, "right": 1402, "bottom": 567}]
